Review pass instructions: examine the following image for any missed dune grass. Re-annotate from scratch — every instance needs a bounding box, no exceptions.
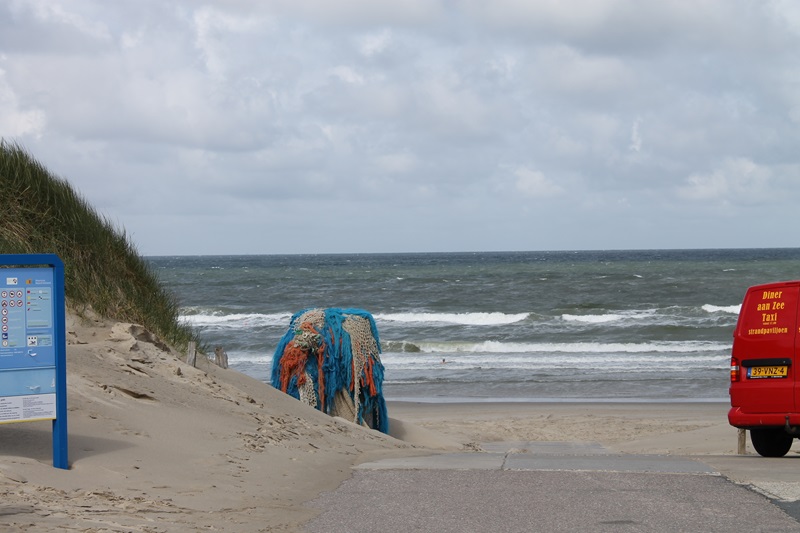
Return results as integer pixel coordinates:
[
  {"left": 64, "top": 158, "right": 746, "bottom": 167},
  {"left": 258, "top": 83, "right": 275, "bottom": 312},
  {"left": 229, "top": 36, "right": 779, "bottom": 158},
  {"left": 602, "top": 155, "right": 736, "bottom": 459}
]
[{"left": 0, "top": 140, "right": 198, "bottom": 351}]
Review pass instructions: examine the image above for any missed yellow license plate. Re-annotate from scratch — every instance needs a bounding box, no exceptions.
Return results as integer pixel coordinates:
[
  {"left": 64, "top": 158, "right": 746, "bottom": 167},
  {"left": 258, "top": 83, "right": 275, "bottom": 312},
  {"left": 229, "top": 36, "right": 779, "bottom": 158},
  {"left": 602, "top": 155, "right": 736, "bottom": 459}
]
[{"left": 748, "top": 366, "right": 788, "bottom": 378}]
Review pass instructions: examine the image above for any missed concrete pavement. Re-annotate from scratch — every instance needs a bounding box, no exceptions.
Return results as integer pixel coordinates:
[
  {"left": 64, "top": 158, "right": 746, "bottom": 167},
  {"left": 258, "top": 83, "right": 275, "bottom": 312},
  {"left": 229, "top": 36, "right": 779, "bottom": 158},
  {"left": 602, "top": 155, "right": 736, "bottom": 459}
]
[{"left": 305, "top": 442, "right": 800, "bottom": 532}]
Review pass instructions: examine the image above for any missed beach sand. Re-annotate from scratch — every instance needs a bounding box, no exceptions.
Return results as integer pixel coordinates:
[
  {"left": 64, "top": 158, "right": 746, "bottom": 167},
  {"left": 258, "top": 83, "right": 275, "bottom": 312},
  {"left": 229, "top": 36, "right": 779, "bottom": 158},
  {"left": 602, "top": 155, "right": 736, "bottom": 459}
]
[
  {"left": 387, "top": 400, "right": 740, "bottom": 456},
  {"left": 0, "top": 312, "right": 740, "bottom": 531}
]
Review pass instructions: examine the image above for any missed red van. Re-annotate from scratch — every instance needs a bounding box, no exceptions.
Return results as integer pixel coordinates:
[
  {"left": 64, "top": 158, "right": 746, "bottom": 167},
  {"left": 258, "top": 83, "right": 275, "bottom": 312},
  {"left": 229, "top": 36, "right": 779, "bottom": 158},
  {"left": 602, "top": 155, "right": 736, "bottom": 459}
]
[{"left": 729, "top": 281, "right": 800, "bottom": 457}]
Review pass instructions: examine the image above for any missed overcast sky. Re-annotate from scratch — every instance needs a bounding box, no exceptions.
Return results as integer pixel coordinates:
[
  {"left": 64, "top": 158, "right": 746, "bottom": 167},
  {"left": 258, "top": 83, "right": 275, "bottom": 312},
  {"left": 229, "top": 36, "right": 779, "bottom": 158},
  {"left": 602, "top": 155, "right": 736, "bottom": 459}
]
[{"left": 1, "top": 1, "right": 799, "bottom": 256}]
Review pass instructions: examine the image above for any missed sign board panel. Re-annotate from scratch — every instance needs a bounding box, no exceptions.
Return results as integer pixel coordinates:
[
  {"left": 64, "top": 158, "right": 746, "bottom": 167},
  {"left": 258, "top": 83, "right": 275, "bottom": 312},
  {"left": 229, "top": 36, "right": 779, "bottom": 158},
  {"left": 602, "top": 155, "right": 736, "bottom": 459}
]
[
  {"left": 0, "top": 255, "right": 67, "bottom": 469},
  {"left": 0, "top": 268, "right": 57, "bottom": 421}
]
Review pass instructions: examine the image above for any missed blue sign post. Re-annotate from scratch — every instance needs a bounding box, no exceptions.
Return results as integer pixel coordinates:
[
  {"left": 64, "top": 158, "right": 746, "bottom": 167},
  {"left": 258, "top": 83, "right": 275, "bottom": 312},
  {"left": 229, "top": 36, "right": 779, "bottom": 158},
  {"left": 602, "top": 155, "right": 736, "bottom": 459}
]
[{"left": 0, "top": 254, "right": 67, "bottom": 469}]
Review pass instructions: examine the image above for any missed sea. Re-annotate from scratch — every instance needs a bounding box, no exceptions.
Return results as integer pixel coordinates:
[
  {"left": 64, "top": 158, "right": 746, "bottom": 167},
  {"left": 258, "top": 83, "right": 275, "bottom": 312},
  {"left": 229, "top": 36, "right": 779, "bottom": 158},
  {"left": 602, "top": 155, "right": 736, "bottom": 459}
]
[{"left": 148, "top": 249, "right": 800, "bottom": 403}]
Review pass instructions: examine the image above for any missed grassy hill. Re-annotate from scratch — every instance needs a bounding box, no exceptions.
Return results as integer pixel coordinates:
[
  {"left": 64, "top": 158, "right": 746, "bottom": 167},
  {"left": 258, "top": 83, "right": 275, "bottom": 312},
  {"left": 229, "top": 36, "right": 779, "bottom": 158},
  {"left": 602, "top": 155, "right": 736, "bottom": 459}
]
[{"left": 0, "top": 140, "right": 197, "bottom": 350}]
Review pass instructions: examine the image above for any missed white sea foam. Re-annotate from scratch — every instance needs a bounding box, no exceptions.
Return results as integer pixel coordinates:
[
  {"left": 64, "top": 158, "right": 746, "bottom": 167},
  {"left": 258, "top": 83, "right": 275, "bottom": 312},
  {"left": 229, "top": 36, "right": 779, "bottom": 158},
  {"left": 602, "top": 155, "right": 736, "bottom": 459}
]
[
  {"left": 225, "top": 352, "right": 274, "bottom": 364},
  {"left": 381, "top": 351, "right": 731, "bottom": 372},
  {"left": 399, "top": 340, "right": 730, "bottom": 355},
  {"left": 180, "top": 311, "right": 291, "bottom": 328},
  {"left": 561, "top": 313, "right": 624, "bottom": 324},
  {"left": 228, "top": 345, "right": 731, "bottom": 372},
  {"left": 702, "top": 304, "right": 741, "bottom": 314},
  {"left": 375, "top": 312, "right": 530, "bottom": 326},
  {"left": 561, "top": 309, "right": 655, "bottom": 324}
]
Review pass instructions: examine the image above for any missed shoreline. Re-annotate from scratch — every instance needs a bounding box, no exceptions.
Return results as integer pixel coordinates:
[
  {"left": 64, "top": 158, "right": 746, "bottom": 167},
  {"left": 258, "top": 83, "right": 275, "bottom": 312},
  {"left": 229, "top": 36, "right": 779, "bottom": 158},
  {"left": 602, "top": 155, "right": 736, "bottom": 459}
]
[{"left": 387, "top": 396, "right": 730, "bottom": 404}]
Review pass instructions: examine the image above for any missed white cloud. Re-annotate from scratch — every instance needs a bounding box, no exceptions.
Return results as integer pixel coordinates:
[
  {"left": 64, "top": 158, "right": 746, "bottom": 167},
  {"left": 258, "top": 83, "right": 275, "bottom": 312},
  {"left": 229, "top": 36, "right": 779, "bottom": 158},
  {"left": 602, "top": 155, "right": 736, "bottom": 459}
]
[
  {"left": 374, "top": 151, "right": 417, "bottom": 174},
  {"left": 0, "top": 67, "right": 45, "bottom": 138},
  {"left": 267, "top": 0, "right": 443, "bottom": 27},
  {"left": 488, "top": 53, "right": 517, "bottom": 81},
  {"left": 463, "top": 0, "right": 764, "bottom": 55},
  {"left": 193, "top": 6, "right": 263, "bottom": 80},
  {"left": 21, "top": 0, "right": 111, "bottom": 41},
  {"left": 629, "top": 117, "right": 642, "bottom": 152},
  {"left": 767, "top": 0, "right": 800, "bottom": 35},
  {"left": 359, "top": 28, "right": 393, "bottom": 57},
  {"left": 513, "top": 167, "right": 564, "bottom": 198},
  {"left": 416, "top": 75, "right": 491, "bottom": 136},
  {"left": 679, "top": 158, "right": 771, "bottom": 204},
  {"left": 329, "top": 66, "right": 365, "bottom": 85},
  {"left": 531, "top": 45, "right": 635, "bottom": 99},
  {"left": 2, "top": 0, "right": 800, "bottom": 254}
]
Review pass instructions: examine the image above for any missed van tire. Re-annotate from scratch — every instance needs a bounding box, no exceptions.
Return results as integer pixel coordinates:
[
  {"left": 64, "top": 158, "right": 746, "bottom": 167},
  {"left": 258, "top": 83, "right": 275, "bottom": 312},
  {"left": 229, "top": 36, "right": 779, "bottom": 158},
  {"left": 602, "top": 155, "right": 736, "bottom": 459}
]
[{"left": 750, "top": 428, "right": 794, "bottom": 457}]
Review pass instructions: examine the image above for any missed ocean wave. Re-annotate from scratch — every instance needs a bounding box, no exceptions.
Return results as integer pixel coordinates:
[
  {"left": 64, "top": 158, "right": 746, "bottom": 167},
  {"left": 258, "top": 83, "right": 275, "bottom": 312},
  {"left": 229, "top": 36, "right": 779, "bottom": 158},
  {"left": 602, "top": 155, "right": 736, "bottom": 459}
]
[
  {"left": 385, "top": 339, "right": 730, "bottom": 355},
  {"left": 559, "top": 306, "right": 740, "bottom": 328},
  {"left": 382, "top": 351, "right": 730, "bottom": 372},
  {"left": 383, "top": 341, "right": 422, "bottom": 353},
  {"left": 225, "top": 347, "right": 730, "bottom": 371},
  {"left": 375, "top": 312, "right": 530, "bottom": 326},
  {"left": 180, "top": 311, "right": 291, "bottom": 328},
  {"left": 561, "top": 310, "right": 655, "bottom": 324},
  {"left": 702, "top": 304, "right": 741, "bottom": 314},
  {"left": 225, "top": 352, "right": 274, "bottom": 364},
  {"left": 181, "top": 305, "right": 737, "bottom": 332}
]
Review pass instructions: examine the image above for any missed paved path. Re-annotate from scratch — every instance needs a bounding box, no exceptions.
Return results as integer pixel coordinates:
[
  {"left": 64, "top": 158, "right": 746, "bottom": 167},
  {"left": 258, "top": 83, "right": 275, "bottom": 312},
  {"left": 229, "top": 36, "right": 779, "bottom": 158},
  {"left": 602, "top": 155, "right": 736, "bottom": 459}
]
[{"left": 306, "top": 442, "right": 800, "bottom": 532}]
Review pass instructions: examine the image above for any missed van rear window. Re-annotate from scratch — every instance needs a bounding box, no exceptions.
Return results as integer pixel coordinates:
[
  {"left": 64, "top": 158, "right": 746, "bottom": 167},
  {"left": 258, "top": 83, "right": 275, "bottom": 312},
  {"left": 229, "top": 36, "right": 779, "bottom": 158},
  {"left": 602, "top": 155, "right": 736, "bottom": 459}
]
[{"left": 736, "top": 284, "right": 798, "bottom": 339}]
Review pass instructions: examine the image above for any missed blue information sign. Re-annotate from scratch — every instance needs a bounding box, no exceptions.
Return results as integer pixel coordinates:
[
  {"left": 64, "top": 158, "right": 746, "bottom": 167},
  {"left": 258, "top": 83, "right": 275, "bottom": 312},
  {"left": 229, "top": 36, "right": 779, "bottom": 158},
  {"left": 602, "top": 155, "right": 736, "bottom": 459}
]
[{"left": 0, "top": 255, "right": 67, "bottom": 469}]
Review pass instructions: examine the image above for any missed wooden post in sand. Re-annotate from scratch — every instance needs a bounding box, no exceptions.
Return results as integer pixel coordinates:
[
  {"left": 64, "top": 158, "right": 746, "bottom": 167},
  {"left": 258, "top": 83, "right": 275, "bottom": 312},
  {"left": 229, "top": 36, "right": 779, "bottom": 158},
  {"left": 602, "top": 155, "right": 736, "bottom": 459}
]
[
  {"left": 186, "top": 341, "right": 197, "bottom": 367},
  {"left": 737, "top": 428, "right": 747, "bottom": 455},
  {"left": 214, "top": 346, "right": 229, "bottom": 369}
]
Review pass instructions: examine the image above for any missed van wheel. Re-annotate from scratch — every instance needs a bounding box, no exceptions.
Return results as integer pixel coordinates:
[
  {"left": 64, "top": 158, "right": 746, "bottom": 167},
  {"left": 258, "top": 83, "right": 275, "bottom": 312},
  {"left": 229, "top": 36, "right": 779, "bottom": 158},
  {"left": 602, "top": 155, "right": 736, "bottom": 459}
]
[{"left": 750, "top": 428, "right": 794, "bottom": 457}]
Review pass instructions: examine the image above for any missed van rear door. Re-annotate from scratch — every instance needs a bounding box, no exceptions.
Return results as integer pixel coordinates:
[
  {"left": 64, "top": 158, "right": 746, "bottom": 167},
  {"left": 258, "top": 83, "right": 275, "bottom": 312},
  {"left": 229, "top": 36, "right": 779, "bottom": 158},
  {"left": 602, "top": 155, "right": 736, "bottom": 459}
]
[{"left": 731, "top": 281, "right": 799, "bottom": 415}]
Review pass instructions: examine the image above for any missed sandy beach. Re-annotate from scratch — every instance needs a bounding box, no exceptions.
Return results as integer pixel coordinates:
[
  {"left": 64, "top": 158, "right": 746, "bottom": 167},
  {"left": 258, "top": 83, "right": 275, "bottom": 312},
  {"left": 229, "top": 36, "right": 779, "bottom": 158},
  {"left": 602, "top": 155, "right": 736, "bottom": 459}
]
[
  {"left": 387, "top": 400, "right": 740, "bottom": 456},
  {"left": 0, "top": 312, "right": 746, "bottom": 532}
]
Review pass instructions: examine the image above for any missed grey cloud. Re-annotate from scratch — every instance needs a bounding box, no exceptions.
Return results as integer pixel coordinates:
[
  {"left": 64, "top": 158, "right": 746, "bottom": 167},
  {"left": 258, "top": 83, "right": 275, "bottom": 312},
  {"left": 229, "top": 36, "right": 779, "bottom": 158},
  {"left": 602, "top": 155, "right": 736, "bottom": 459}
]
[{"left": 2, "top": 0, "right": 800, "bottom": 254}]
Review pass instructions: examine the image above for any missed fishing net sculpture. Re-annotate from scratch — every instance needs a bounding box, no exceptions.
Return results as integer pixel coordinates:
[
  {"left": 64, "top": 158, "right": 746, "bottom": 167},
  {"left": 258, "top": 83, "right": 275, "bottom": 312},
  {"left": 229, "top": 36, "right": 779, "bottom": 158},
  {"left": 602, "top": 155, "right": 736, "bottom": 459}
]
[{"left": 270, "top": 308, "right": 389, "bottom": 434}]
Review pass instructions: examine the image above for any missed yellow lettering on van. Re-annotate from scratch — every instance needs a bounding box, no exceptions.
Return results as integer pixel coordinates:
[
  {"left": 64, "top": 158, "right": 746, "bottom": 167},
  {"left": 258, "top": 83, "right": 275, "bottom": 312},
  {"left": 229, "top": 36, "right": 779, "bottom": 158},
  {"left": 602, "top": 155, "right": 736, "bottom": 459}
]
[
  {"left": 773, "top": 301, "right": 786, "bottom": 310},
  {"left": 762, "top": 312, "right": 778, "bottom": 324},
  {"left": 762, "top": 290, "right": 783, "bottom": 299},
  {"left": 757, "top": 303, "right": 770, "bottom": 311}
]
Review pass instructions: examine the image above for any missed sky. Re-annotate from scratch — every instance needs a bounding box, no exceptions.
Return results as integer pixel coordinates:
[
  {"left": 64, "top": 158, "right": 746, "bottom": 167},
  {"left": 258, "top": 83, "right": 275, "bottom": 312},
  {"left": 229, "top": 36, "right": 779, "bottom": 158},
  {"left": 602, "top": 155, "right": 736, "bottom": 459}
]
[{"left": 1, "top": 0, "right": 799, "bottom": 256}]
